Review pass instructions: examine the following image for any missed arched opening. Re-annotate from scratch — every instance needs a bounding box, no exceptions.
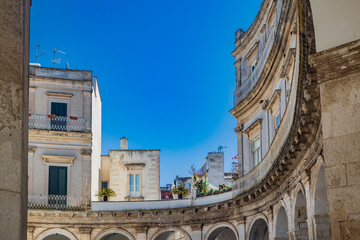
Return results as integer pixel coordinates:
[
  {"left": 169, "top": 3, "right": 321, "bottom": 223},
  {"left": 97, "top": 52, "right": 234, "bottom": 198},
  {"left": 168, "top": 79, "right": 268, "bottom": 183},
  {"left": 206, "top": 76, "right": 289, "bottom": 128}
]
[
  {"left": 154, "top": 230, "right": 188, "bottom": 240},
  {"left": 99, "top": 233, "right": 131, "bottom": 240},
  {"left": 314, "top": 166, "right": 330, "bottom": 239},
  {"left": 294, "top": 190, "right": 309, "bottom": 239},
  {"left": 208, "top": 226, "right": 237, "bottom": 240},
  {"left": 249, "top": 219, "right": 269, "bottom": 240},
  {"left": 275, "top": 206, "right": 289, "bottom": 240},
  {"left": 43, "top": 235, "right": 70, "bottom": 240}
]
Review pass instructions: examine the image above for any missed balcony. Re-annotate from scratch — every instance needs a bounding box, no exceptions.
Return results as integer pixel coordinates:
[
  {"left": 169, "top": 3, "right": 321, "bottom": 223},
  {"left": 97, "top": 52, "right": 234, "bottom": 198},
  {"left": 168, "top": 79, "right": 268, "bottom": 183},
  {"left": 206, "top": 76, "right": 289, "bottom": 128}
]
[
  {"left": 28, "top": 114, "right": 89, "bottom": 132},
  {"left": 28, "top": 195, "right": 88, "bottom": 211},
  {"left": 234, "top": 26, "right": 277, "bottom": 106}
]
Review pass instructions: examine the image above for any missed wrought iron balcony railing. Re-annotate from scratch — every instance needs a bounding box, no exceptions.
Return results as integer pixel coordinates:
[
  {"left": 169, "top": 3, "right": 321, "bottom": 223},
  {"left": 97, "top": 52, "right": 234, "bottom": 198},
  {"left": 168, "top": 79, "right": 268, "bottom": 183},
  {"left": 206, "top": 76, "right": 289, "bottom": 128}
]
[
  {"left": 28, "top": 114, "right": 89, "bottom": 132},
  {"left": 28, "top": 194, "right": 88, "bottom": 211}
]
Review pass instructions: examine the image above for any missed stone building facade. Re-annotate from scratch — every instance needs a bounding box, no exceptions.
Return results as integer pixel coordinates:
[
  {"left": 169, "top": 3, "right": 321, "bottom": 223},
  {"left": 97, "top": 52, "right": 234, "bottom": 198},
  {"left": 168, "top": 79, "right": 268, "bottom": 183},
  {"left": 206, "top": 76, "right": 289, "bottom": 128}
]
[
  {"left": 99, "top": 137, "right": 160, "bottom": 201},
  {"left": 25, "top": 0, "right": 360, "bottom": 240},
  {"left": 27, "top": 66, "right": 102, "bottom": 208},
  {"left": 196, "top": 152, "right": 233, "bottom": 189}
]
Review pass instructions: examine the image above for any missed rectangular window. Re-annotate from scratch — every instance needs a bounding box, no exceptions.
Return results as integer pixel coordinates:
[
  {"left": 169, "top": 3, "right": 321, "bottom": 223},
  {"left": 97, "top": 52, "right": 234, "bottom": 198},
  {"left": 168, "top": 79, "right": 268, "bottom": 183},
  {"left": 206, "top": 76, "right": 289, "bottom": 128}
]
[
  {"left": 51, "top": 102, "right": 67, "bottom": 131},
  {"left": 129, "top": 174, "right": 140, "bottom": 197},
  {"left": 101, "top": 181, "right": 108, "bottom": 189},
  {"left": 48, "top": 166, "right": 67, "bottom": 195},
  {"left": 252, "top": 137, "right": 261, "bottom": 167}
]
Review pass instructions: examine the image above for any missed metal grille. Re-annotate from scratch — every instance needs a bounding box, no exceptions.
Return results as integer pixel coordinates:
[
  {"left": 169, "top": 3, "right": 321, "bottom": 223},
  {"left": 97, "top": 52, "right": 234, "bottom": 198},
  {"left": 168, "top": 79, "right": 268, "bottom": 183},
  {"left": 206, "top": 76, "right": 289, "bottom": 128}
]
[
  {"left": 28, "top": 195, "right": 87, "bottom": 211},
  {"left": 28, "top": 114, "right": 89, "bottom": 132}
]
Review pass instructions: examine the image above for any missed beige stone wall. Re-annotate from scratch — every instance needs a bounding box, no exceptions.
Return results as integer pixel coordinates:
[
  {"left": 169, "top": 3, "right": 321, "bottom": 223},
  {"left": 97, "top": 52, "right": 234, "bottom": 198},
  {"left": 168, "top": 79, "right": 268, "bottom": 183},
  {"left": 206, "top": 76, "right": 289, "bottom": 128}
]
[
  {"left": 0, "top": 0, "right": 30, "bottom": 239},
  {"left": 311, "top": 40, "right": 360, "bottom": 239},
  {"left": 99, "top": 150, "right": 160, "bottom": 201}
]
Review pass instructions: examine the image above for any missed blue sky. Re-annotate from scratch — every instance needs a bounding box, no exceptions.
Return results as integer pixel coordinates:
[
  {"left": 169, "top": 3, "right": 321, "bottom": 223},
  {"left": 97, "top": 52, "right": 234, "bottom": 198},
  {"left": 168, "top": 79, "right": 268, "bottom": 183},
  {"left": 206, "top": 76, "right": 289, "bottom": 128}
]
[{"left": 30, "top": 0, "right": 262, "bottom": 186}]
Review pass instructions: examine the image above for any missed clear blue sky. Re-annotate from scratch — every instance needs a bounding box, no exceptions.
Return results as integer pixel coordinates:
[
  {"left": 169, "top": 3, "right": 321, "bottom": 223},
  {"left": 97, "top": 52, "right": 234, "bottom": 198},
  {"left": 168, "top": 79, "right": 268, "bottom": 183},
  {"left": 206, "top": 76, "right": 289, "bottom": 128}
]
[{"left": 30, "top": 0, "right": 262, "bottom": 186}]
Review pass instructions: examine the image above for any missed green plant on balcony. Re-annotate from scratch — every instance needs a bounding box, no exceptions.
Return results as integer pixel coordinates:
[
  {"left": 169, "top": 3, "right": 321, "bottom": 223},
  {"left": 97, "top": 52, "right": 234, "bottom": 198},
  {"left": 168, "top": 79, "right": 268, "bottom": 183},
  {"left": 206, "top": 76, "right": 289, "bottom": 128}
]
[
  {"left": 194, "top": 177, "right": 209, "bottom": 194},
  {"left": 96, "top": 188, "right": 117, "bottom": 202},
  {"left": 171, "top": 185, "right": 189, "bottom": 199}
]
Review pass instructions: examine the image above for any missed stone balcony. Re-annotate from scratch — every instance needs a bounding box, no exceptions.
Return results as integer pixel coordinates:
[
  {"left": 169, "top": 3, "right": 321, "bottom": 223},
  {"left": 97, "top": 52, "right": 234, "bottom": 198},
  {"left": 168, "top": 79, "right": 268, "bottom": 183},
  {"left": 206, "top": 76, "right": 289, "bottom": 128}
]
[
  {"left": 28, "top": 114, "right": 90, "bottom": 132},
  {"left": 28, "top": 194, "right": 88, "bottom": 211}
]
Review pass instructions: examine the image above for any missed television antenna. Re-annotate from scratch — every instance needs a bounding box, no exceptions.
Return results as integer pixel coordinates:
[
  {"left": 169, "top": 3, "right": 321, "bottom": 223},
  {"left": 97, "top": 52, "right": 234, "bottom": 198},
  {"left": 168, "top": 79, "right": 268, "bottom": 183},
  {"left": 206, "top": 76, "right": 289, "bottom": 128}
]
[
  {"left": 65, "top": 61, "right": 70, "bottom": 70},
  {"left": 51, "top": 48, "right": 66, "bottom": 67},
  {"left": 218, "top": 145, "right": 227, "bottom": 152},
  {"left": 34, "top": 43, "right": 47, "bottom": 63}
]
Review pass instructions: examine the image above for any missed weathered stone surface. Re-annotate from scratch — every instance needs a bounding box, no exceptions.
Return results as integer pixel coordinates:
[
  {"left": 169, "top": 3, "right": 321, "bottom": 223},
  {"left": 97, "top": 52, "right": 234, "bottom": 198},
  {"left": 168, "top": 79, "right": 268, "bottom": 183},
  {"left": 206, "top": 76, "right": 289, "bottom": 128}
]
[{"left": 0, "top": 0, "right": 30, "bottom": 239}]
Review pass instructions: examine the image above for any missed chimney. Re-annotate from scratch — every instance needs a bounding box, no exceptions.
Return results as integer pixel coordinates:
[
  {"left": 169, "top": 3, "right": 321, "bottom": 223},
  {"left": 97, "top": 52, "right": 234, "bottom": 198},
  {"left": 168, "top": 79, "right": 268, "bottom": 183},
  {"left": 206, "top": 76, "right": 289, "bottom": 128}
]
[{"left": 120, "top": 137, "right": 128, "bottom": 150}]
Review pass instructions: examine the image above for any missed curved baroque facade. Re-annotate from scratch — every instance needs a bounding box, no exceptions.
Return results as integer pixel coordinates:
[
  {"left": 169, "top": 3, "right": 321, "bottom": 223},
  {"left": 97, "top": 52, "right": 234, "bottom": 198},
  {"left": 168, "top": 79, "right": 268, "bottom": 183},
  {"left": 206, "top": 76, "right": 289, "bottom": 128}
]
[{"left": 27, "top": 0, "right": 360, "bottom": 239}]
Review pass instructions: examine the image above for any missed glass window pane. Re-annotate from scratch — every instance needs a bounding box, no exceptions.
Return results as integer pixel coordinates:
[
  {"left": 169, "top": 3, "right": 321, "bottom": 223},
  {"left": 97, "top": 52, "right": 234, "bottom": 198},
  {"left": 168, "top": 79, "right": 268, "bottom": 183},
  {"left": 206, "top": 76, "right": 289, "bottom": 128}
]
[
  {"left": 252, "top": 138, "right": 260, "bottom": 150},
  {"left": 276, "top": 113, "right": 281, "bottom": 127},
  {"left": 129, "top": 174, "right": 134, "bottom": 192},
  {"left": 101, "top": 182, "right": 108, "bottom": 189},
  {"left": 135, "top": 175, "right": 140, "bottom": 192}
]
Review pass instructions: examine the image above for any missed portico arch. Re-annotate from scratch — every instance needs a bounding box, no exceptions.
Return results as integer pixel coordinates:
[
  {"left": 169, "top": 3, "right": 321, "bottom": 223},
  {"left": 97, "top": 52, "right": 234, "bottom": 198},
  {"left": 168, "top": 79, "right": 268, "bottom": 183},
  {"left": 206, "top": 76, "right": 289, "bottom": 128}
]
[
  {"left": 94, "top": 228, "right": 135, "bottom": 240},
  {"left": 205, "top": 222, "right": 238, "bottom": 240},
  {"left": 275, "top": 206, "right": 289, "bottom": 240},
  {"left": 313, "top": 165, "right": 330, "bottom": 239},
  {"left": 248, "top": 218, "right": 269, "bottom": 240},
  {"left": 294, "top": 189, "right": 309, "bottom": 239},
  {"left": 150, "top": 227, "right": 191, "bottom": 240},
  {"left": 35, "top": 228, "right": 77, "bottom": 240}
]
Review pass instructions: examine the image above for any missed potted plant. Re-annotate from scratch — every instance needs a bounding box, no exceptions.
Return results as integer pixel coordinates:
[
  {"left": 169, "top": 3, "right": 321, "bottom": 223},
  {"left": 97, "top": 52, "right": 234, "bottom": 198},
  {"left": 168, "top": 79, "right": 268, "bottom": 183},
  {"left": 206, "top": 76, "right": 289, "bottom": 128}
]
[
  {"left": 171, "top": 185, "right": 189, "bottom": 199},
  {"left": 96, "top": 188, "right": 116, "bottom": 202},
  {"left": 194, "top": 178, "right": 209, "bottom": 196},
  {"left": 205, "top": 189, "right": 213, "bottom": 196}
]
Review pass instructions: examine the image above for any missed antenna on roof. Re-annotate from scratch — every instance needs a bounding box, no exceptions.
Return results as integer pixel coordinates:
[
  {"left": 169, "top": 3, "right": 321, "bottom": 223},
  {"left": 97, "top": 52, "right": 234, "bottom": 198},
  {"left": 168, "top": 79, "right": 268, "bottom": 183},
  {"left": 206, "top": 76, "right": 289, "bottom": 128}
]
[
  {"left": 51, "top": 48, "right": 66, "bottom": 67},
  {"left": 218, "top": 145, "right": 227, "bottom": 152},
  {"left": 35, "top": 43, "right": 47, "bottom": 63},
  {"left": 65, "top": 61, "right": 70, "bottom": 69}
]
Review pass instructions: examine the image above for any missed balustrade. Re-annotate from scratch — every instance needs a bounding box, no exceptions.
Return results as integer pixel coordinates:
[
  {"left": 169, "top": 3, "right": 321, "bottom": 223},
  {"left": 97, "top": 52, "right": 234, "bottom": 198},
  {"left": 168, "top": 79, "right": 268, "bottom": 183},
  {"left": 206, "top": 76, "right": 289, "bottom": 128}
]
[
  {"left": 28, "top": 114, "right": 89, "bottom": 132},
  {"left": 28, "top": 195, "right": 87, "bottom": 210}
]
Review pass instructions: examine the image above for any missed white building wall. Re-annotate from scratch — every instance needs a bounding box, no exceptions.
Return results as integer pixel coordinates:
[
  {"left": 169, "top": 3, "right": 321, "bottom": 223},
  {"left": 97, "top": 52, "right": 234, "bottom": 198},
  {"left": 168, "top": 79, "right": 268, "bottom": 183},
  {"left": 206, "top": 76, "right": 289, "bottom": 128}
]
[
  {"left": 91, "top": 77, "right": 102, "bottom": 201},
  {"left": 28, "top": 66, "right": 101, "bottom": 204}
]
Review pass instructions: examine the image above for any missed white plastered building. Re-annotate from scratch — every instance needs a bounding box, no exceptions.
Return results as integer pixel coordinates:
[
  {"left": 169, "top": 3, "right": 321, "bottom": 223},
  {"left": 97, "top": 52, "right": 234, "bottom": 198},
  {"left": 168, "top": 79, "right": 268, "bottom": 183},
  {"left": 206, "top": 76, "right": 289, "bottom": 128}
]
[{"left": 27, "top": 66, "right": 102, "bottom": 208}]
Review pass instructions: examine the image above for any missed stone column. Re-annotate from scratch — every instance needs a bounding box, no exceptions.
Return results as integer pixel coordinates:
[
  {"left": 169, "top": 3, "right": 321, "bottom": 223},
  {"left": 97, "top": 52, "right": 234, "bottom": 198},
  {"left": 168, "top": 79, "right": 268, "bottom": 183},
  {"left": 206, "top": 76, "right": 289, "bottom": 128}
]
[
  {"left": 135, "top": 227, "right": 148, "bottom": 240},
  {"left": 188, "top": 224, "right": 202, "bottom": 240},
  {"left": 81, "top": 149, "right": 92, "bottom": 205},
  {"left": 303, "top": 174, "right": 315, "bottom": 240},
  {"left": 79, "top": 227, "right": 92, "bottom": 240},
  {"left": 310, "top": 40, "right": 360, "bottom": 239},
  {"left": 0, "top": 0, "right": 30, "bottom": 239},
  {"left": 27, "top": 226, "right": 35, "bottom": 240},
  {"left": 235, "top": 124, "right": 243, "bottom": 176},
  {"left": 235, "top": 218, "right": 246, "bottom": 240}
]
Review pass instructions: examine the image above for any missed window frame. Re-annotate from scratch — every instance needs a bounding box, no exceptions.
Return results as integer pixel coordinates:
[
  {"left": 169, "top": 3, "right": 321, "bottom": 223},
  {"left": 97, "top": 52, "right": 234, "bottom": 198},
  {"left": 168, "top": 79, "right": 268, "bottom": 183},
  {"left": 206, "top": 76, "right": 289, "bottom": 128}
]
[
  {"left": 244, "top": 119, "right": 263, "bottom": 170},
  {"left": 251, "top": 136, "right": 261, "bottom": 168},
  {"left": 125, "top": 163, "right": 145, "bottom": 200}
]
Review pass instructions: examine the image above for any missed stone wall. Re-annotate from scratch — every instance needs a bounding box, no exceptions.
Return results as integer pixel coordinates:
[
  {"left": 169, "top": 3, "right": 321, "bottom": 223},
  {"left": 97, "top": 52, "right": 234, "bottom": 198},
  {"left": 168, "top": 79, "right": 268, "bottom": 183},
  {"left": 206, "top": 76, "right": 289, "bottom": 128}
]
[
  {"left": 310, "top": 39, "right": 360, "bottom": 239},
  {"left": 100, "top": 149, "right": 160, "bottom": 201},
  {"left": 0, "top": 0, "right": 30, "bottom": 239}
]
